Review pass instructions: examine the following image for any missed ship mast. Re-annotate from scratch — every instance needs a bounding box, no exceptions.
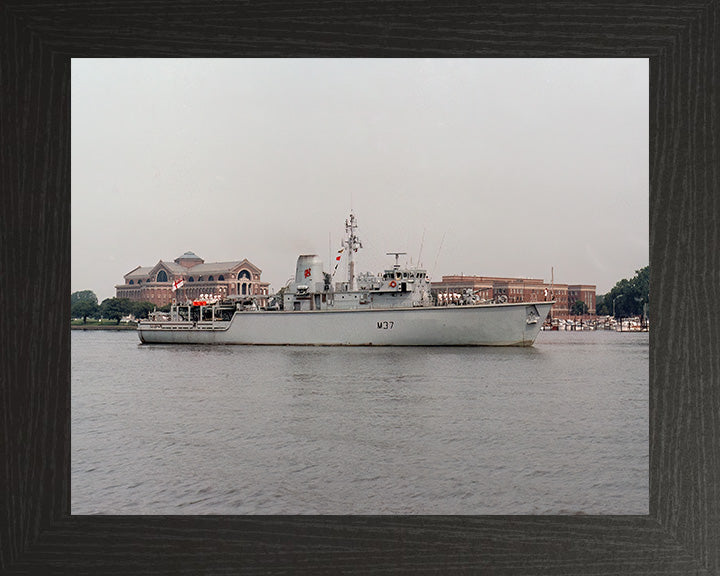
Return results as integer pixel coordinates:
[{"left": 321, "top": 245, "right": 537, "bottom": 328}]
[{"left": 344, "top": 212, "right": 362, "bottom": 291}]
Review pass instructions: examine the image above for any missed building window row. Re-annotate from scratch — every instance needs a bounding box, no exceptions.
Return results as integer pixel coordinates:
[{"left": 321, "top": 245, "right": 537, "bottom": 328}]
[{"left": 129, "top": 272, "right": 235, "bottom": 286}]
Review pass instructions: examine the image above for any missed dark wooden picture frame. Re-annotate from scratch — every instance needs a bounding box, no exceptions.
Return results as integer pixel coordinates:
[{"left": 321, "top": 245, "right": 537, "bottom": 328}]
[{"left": 2, "top": 2, "right": 718, "bottom": 574}]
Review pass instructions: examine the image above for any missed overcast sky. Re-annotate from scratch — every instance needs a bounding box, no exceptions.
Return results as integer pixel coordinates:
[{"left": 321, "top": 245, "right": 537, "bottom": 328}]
[{"left": 72, "top": 58, "right": 648, "bottom": 301}]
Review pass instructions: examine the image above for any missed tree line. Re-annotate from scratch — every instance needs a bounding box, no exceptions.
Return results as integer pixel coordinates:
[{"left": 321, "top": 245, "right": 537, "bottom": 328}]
[
  {"left": 71, "top": 290, "right": 169, "bottom": 324},
  {"left": 595, "top": 266, "right": 649, "bottom": 318}
]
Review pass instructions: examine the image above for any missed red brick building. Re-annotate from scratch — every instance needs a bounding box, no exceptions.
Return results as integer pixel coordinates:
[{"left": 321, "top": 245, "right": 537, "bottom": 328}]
[
  {"left": 568, "top": 285, "right": 596, "bottom": 315},
  {"left": 431, "top": 275, "right": 595, "bottom": 318},
  {"left": 115, "top": 251, "right": 270, "bottom": 307}
]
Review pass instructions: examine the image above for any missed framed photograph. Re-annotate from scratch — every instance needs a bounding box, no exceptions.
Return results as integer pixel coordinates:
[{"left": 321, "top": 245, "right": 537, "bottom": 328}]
[{"left": 2, "top": 2, "right": 717, "bottom": 574}]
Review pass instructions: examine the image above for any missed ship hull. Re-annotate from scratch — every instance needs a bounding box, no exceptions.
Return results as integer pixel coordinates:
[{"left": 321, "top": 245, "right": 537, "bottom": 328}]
[{"left": 138, "top": 302, "right": 553, "bottom": 346}]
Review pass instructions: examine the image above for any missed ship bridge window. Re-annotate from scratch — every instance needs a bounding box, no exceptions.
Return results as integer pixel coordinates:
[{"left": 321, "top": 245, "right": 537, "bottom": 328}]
[{"left": 157, "top": 270, "right": 168, "bottom": 283}]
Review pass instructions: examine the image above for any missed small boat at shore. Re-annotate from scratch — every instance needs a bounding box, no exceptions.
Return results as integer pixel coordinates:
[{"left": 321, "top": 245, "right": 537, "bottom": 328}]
[{"left": 138, "top": 213, "right": 553, "bottom": 346}]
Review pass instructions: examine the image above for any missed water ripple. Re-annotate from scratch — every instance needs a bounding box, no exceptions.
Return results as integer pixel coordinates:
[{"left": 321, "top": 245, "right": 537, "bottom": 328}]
[{"left": 72, "top": 329, "right": 648, "bottom": 514}]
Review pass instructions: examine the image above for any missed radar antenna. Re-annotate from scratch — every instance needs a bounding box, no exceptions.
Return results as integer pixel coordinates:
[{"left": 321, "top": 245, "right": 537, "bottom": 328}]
[{"left": 386, "top": 252, "right": 407, "bottom": 270}]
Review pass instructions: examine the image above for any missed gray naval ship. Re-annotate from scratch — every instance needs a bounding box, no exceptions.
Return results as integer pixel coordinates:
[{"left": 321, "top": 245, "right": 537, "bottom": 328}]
[{"left": 138, "top": 213, "right": 553, "bottom": 346}]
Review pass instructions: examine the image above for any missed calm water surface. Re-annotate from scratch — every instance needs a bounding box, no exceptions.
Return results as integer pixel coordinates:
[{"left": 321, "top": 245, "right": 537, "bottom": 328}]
[{"left": 72, "top": 329, "right": 648, "bottom": 514}]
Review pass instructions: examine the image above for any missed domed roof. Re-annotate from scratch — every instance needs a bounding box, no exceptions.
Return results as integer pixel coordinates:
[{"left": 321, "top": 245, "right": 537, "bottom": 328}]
[{"left": 174, "top": 251, "right": 204, "bottom": 266}]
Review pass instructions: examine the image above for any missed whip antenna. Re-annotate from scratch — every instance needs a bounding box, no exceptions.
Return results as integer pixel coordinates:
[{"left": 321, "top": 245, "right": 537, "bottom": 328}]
[
  {"left": 431, "top": 232, "right": 446, "bottom": 279},
  {"left": 416, "top": 228, "right": 426, "bottom": 268}
]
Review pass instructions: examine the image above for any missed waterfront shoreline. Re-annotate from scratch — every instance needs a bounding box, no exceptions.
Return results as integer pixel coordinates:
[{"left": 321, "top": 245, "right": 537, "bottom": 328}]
[{"left": 71, "top": 324, "right": 137, "bottom": 331}]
